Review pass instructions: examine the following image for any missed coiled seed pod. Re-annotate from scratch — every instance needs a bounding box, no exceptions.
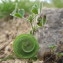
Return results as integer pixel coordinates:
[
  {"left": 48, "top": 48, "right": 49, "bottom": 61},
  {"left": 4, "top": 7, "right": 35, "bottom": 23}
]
[{"left": 13, "top": 34, "right": 39, "bottom": 59}]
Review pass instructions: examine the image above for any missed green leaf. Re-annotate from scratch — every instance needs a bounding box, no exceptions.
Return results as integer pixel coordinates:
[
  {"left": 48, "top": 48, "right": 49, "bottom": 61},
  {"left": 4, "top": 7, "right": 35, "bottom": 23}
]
[
  {"left": 33, "top": 26, "right": 38, "bottom": 32},
  {"left": 57, "top": 53, "right": 63, "bottom": 57},
  {"left": 32, "top": 4, "right": 38, "bottom": 14},
  {"left": 14, "top": 13, "right": 21, "bottom": 18},
  {"left": 18, "top": 9, "right": 25, "bottom": 18},
  {"left": 28, "top": 15, "right": 33, "bottom": 23},
  {"left": 30, "top": 26, "right": 38, "bottom": 34},
  {"left": 48, "top": 44, "right": 56, "bottom": 50},
  {"left": 37, "top": 16, "right": 46, "bottom": 26},
  {"left": 10, "top": 9, "right": 25, "bottom": 18},
  {"left": 37, "top": 19, "right": 42, "bottom": 26}
]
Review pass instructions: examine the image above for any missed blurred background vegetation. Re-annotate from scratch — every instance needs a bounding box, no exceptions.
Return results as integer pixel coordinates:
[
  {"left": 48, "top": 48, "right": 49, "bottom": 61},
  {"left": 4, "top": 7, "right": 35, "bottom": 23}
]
[
  {"left": 0, "top": 0, "right": 63, "bottom": 19},
  {"left": 51, "top": 0, "right": 63, "bottom": 8}
]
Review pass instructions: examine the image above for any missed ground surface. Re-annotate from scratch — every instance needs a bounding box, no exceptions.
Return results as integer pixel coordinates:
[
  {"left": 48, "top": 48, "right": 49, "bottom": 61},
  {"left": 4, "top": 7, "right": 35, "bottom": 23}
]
[{"left": 0, "top": 18, "right": 34, "bottom": 63}]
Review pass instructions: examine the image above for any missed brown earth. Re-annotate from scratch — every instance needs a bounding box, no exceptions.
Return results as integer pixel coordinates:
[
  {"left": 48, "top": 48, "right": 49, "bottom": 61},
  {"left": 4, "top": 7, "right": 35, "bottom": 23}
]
[{"left": 0, "top": 18, "right": 33, "bottom": 63}]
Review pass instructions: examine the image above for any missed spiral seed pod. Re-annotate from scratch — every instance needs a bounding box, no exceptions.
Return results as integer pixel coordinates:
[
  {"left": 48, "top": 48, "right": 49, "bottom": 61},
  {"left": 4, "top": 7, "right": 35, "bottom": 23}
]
[{"left": 13, "top": 34, "right": 39, "bottom": 59}]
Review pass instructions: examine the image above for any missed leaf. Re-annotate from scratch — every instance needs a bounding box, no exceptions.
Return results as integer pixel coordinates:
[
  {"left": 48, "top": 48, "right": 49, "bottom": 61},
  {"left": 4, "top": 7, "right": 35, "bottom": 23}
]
[
  {"left": 37, "top": 19, "right": 42, "bottom": 26},
  {"left": 10, "top": 10, "right": 16, "bottom": 17},
  {"left": 30, "top": 26, "right": 38, "bottom": 34},
  {"left": 14, "top": 13, "right": 21, "bottom": 18},
  {"left": 28, "top": 15, "right": 33, "bottom": 23},
  {"left": 57, "top": 53, "right": 63, "bottom": 57},
  {"left": 18, "top": 9, "right": 25, "bottom": 18},
  {"left": 37, "top": 16, "right": 46, "bottom": 26},
  {"left": 33, "top": 26, "right": 38, "bottom": 32},
  {"left": 32, "top": 4, "right": 38, "bottom": 14},
  {"left": 10, "top": 9, "right": 25, "bottom": 18},
  {"left": 48, "top": 44, "right": 56, "bottom": 50}
]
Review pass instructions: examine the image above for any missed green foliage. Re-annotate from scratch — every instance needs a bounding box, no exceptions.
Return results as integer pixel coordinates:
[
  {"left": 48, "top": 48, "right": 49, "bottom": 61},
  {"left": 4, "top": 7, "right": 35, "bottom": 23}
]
[
  {"left": 48, "top": 44, "right": 56, "bottom": 53},
  {"left": 37, "top": 16, "right": 46, "bottom": 26},
  {"left": 32, "top": 4, "right": 38, "bottom": 14},
  {"left": 0, "top": 0, "right": 15, "bottom": 18},
  {"left": 51, "top": 0, "right": 63, "bottom": 8},
  {"left": 18, "top": 0, "right": 35, "bottom": 14},
  {"left": 13, "top": 34, "right": 39, "bottom": 59},
  {"left": 18, "top": 9, "right": 25, "bottom": 18},
  {"left": 57, "top": 53, "right": 63, "bottom": 57},
  {"left": 11, "top": 9, "right": 25, "bottom": 18},
  {"left": 0, "top": 0, "right": 52, "bottom": 19},
  {"left": 27, "top": 3, "right": 46, "bottom": 34},
  {"left": 48, "top": 44, "right": 56, "bottom": 50},
  {"left": 28, "top": 15, "right": 34, "bottom": 23},
  {"left": 0, "top": 0, "right": 35, "bottom": 18},
  {"left": 14, "top": 13, "right": 21, "bottom": 18},
  {"left": 37, "top": 17, "right": 42, "bottom": 26},
  {"left": 43, "top": 1, "right": 54, "bottom": 8}
]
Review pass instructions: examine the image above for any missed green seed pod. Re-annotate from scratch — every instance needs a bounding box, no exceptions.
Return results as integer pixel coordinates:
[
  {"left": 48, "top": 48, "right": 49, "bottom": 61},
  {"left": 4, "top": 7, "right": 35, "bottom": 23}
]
[{"left": 13, "top": 34, "right": 39, "bottom": 59}]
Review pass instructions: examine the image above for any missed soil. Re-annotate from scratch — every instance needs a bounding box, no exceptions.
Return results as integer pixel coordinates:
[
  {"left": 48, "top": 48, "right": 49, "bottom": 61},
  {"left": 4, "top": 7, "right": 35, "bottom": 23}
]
[
  {"left": 0, "top": 18, "right": 32, "bottom": 63},
  {"left": 42, "top": 52, "right": 56, "bottom": 63},
  {"left": 57, "top": 56, "right": 63, "bottom": 63}
]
